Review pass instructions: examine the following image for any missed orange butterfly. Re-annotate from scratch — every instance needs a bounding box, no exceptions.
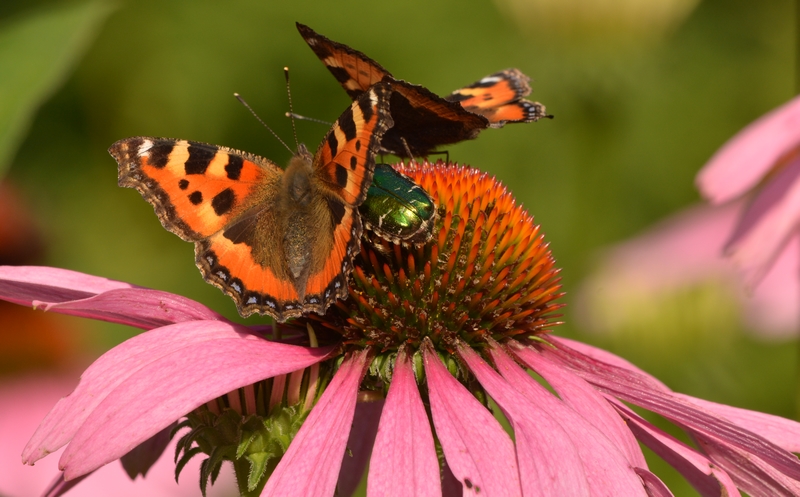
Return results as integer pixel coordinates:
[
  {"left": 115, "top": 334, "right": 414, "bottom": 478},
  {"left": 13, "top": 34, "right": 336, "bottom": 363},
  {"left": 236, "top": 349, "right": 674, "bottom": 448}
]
[
  {"left": 110, "top": 83, "right": 394, "bottom": 321},
  {"left": 297, "top": 23, "right": 550, "bottom": 157}
]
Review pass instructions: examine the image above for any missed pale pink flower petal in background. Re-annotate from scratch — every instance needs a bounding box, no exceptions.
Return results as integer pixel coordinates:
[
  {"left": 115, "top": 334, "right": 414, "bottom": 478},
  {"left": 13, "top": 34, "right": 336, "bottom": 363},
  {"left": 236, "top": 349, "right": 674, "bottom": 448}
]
[
  {"left": 722, "top": 155, "right": 800, "bottom": 284},
  {"left": 0, "top": 374, "right": 236, "bottom": 497},
  {"left": 695, "top": 94, "right": 800, "bottom": 288},
  {"left": 575, "top": 202, "right": 799, "bottom": 338},
  {"left": 697, "top": 95, "right": 800, "bottom": 204}
]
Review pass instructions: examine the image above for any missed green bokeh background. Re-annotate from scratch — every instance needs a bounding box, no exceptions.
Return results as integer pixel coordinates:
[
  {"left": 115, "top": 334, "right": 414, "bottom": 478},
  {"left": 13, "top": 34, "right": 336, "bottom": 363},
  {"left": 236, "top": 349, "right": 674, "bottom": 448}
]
[{"left": 1, "top": 0, "right": 796, "bottom": 494}]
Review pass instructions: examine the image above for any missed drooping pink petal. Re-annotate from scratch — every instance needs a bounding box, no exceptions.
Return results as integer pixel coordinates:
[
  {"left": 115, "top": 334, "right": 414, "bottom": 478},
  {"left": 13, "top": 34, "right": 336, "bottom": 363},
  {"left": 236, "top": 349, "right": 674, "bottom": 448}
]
[
  {"left": 368, "top": 349, "right": 441, "bottom": 497},
  {"left": 55, "top": 322, "right": 334, "bottom": 479},
  {"left": 40, "top": 288, "right": 225, "bottom": 329},
  {"left": 548, "top": 337, "right": 669, "bottom": 391},
  {"left": 511, "top": 342, "right": 646, "bottom": 467},
  {"left": 696, "top": 432, "right": 800, "bottom": 496},
  {"left": 723, "top": 156, "right": 800, "bottom": 284},
  {"left": 422, "top": 341, "right": 521, "bottom": 496},
  {"left": 612, "top": 400, "right": 740, "bottom": 497},
  {"left": 542, "top": 341, "right": 800, "bottom": 482},
  {"left": 463, "top": 344, "right": 588, "bottom": 497},
  {"left": 633, "top": 469, "right": 674, "bottom": 497},
  {"left": 24, "top": 320, "right": 265, "bottom": 464},
  {"left": 472, "top": 343, "right": 646, "bottom": 496},
  {"left": 697, "top": 95, "right": 800, "bottom": 204},
  {"left": 261, "top": 350, "right": 368, "bottom": 497},
  {"left": 676, "top": 394, "right": 800, "bottom": 453},
  {"left": 42, "top": 472, "right": 89, "bottom": 497},
  {"left": 0, "top": 266, "right": 134, "bottom": 305},
  {"left": 0, "top": 265, "right": 224, "bottom": 329},
  {"left": 744, "top": 237, "right": 800, "bottom": 337},
  {"left": 338, "top": 399, "right": 383, "bottom": 497}
]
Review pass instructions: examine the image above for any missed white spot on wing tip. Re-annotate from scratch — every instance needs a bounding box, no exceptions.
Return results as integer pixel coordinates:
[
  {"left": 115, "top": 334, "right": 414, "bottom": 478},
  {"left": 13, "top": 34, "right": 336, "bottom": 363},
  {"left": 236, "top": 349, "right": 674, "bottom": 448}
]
[{"left": 138, "top": 139, "right": 154, "bottom": 156}]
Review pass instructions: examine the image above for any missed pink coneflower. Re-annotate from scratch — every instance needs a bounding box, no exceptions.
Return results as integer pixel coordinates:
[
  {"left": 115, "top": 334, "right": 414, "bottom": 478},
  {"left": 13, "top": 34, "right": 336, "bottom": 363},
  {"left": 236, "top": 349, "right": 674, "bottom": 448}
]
[
  {"left": 575, "top": 201, "right": 799, "bottom": 338},
  {"left": 4, "top": 161, "right": 800, "bottom": 496},
  {"left": 697, "top": 94, "right": 800, "bottom": 285}
]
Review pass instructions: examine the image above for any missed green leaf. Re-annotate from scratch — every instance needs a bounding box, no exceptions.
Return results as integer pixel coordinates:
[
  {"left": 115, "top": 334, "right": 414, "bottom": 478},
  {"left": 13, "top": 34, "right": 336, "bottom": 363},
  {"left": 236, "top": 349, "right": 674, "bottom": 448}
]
[{"left": 0, "top": 1, "right": 114, "bottom": 177}]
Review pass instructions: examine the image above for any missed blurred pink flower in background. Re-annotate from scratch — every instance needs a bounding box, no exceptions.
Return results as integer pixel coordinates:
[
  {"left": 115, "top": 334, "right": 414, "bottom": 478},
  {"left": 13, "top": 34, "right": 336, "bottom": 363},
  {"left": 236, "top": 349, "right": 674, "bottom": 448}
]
[
  {"left": 578, "top": 95, "right": 800, "bottom": 338},
  {"left": 576, "top": 201, "right": 799, "bottom": 338},
  {"left": 0, "top": 373, "right": 236, "bottom": 497},
  {"left": 697, "top": 94, "right": 800, "bottom": 286}
]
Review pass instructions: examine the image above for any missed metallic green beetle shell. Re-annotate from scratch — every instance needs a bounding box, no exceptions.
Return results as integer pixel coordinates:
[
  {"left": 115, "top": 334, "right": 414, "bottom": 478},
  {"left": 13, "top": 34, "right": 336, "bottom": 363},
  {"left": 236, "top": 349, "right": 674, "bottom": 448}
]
[{"left": 359, "top": 164, "right": 437, "bottom": 245}]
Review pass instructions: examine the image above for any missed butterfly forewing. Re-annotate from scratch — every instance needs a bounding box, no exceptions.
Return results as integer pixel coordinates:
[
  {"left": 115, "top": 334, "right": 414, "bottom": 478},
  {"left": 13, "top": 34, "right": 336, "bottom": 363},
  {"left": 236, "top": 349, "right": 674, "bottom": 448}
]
[
  {"left": 302, "top": 82, "right": 394, "bottom": 300},
  {"left": 297, "top": 22, "right": 389, "bottom": 99},
  {"left": 112, "top": 138, "right": 280, "bottom": 241}
]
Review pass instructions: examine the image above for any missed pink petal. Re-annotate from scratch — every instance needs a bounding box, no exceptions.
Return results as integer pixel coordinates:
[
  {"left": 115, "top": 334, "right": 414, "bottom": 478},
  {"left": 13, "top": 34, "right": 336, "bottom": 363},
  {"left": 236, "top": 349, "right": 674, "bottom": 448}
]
[
  {"left": 575, "top": 203, "right": 800, "bottom": 337},
  {"left": 697, "top": 94, "right": 800, "bottom": 204},
  {"left": 633, "top": 469, "right": 674, "bottom": 497},
  {"left": 574, "top": 202, "right": 739, "bottom": 336},
  {"left": 55, "top": 322, "right": 334, "bottom": 479},
  {"left": 38, "top": 288, "right": 225, "bottom": 329},
  {"left": 697, "top": 433, "right": 800, "bottom": 496},
  {"left": 261, "top": 350, "right": 368, "bottom": 497},
  {"left": 549, "top": 337, "right": 669, "bottom": 391},
  {"left": 422, "top": 342, "right": 521, "bottom": 496},
  {"left": 0, "top": 266, "right": 134, "bottom": 306},
  {"left": 724, "top": 156, "right": 800, "bottom": 284},
  {"left": 338, "top": 399, "right": 383, "bottom": 497},
  {"left": 543, "top": 341, "right": 800, "bottom": 482},
  {"left": 676, "top": 394, "right": 800, "bottom": 453},
  {"left": 613, "top": 400, "right": 740, "bottom": 497},
  {"left": 368, "top": 349, "right": 441, "bottom": 497},
  {"left": 745, "top": 236, "right": 800, "bottom": 336},
  {"left": 474, "top": 344, "right": 646, "bottom": 496},
  {"left": 0, "top": 375, "right": 235, "bottom": 497},
  {"left": 0, "top": 265, "right": 223, "bottom": 329},
  {"left": 511, "top": 343, "right": 646, "bottom": 468},
  {"left": 24, "top": 320, "right": 260, "bottom": 464}
]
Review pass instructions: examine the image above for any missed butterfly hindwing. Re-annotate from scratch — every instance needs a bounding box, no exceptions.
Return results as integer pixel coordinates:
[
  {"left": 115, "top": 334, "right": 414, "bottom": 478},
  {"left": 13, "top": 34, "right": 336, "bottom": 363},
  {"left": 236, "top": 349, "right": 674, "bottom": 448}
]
[
  {"left": 110, "top": 84, "right": 393, "bottom": 322},
  {"left": 445, "top": 69, "right": 550, "bottom": 126}
]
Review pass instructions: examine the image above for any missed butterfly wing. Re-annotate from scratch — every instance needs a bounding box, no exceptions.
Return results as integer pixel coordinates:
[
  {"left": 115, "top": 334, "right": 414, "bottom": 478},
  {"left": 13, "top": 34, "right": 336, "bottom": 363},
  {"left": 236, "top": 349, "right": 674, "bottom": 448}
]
[
  {"left": 112, "top": 138, "right": 280, "bottom": 242},
  {"left": 293, "top": 82, "right": 393, "bottom": 306},
  {"left": 111, "top": 137, "right": 301, "bottom": 318},
  {"left": 296, "top": 22, "right": 389, "bottom": 99},
  {"left": 383, "top": 80, "right": 488, "bottom": 157},
  {"left": 445, "top": 69, "right": 550, "bottom": 126},
  {"left": 297, "top": 23, "right": 487, "bottom": 157}
]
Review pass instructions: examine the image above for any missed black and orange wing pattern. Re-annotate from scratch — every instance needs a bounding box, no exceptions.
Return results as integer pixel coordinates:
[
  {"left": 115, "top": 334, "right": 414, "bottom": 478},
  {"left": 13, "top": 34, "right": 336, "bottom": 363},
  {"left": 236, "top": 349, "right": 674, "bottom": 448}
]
[
  {"left": 110, "top": 83, "right": 393, "bottom": 321},
  {"left": 297, "top": 23, "right": 549, "bottom": 157}
]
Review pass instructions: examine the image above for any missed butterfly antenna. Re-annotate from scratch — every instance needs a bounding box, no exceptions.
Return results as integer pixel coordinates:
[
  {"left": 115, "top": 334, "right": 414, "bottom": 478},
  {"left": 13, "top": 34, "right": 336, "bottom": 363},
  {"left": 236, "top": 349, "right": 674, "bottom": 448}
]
[
  {"left": 284, "top": 67, "right": 300, "bottom": 150},
  {"left": 234, "top": 92, "right": 294, "bottom": 154},
  {"left": 284, "top": 111, "right": 332, "bottom": 126}
]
